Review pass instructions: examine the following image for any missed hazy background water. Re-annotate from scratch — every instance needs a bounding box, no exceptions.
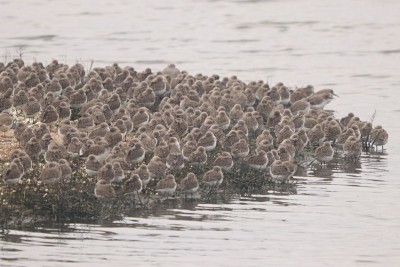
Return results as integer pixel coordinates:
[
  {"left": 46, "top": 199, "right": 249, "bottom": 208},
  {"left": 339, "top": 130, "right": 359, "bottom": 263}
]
[{"left": 1, "top": 0, "right": 400, "bottom": 266}]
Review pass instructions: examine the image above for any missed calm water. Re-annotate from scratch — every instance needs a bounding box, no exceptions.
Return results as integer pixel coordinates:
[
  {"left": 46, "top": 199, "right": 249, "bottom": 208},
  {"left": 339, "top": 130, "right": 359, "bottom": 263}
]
[{"left": 1, "top": 0, "right": 400, "bottom": 266}]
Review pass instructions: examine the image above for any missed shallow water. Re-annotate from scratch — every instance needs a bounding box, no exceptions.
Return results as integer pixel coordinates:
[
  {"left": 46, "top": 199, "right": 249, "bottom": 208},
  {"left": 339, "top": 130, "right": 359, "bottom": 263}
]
[{"left": 1, "top": 0, "right": 400, "bottom": 266}]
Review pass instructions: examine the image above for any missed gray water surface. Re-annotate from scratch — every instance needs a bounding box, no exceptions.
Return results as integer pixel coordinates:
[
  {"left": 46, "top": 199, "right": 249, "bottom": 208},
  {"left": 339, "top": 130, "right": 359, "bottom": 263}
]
[{"left": 1, "top": 0, "right": 400, "bottom": 266}]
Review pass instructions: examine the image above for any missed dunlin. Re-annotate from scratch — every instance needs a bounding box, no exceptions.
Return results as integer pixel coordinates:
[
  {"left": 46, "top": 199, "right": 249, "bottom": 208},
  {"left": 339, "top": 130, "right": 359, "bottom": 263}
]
[
  {"left": 188, "top": 146, "right": 207, "bottom": 166},
  {"left": 349, "top": 124, "right": 361, "bottom": 141},
  {"left": 245, "top": 150, "right": 269, "bottom": 170},
  {"left": 267, "top": 110, "right": 282, "bottom": 128},
  {"left": 76, "top": 113, "right": 94, "bottom": 132},
  {"left": 0, "top": 111, "right": 13, "bottom": 137},
  {"left": 137, "top": 88, "right": 155, "bottom": 107},
  {"left": 62, "top": 125, "right": 80, "bottom": 145},
  {"left": 277, "top": 146, "right": 292, "bottom": 161},
  {"left": 304, "top": 116, "right": 318, "bottom": 132},
  {"left": 292, "top": 113, "right": 305, "bottom": 131},
  {"left": 101, "top": 104, "right": 113, "bottom": 122},
  {"left": 203, "top": 166, "right": 224, "bottom": 187},
  {"left": 213, "top": 152, "right": 234, "bottom": 171},
  {"left": 20, "top": 127, "right": 35, "bottom": 148},
  {"left": 132, "top": 107, "right": 150, "bottom": 128},
  {"left": 215, "top": 111, "right": 231, "bottom": 130},
  {"left": 89, "top": 122, "right": 110, "bottom": 139},
  {"left": 290, "top": 96, "right": 309, "bottom": 112},
  {"left": 62, "top": 86, "right": 75, "bottom": 99},
  {"left": 24, "top": 137, "right": 41, "bottom": 160},
  {"left": 111, "top": 107, "right": 128, "bottom": 123},
  {"left": 172, "top": 117, "right": 190, "bottom": 137},
  {"left": 231, "top": 139, "right": 250, "bottom": 158},
  {"left": 112, "top": 162, "right": 125, "bottom": 183},
  {"left": 296, "top": 129, "right": 308, "bottom": 147},
  {"left": 40, "top": 162, "right": 62, "bottom": 184},
  {"left": 85, "top": 155, "right": 103, "bottom": 177},
  {"left": 96, "top": 163, "right": 115, "bottom": 183},
  {"left": 180, "top": 172, "right": 199, "bottom": 195},
  {"left": 324, "top": 120, "right": 342, "bottom": 142},
  {"left": 2, "top": 162, "right": 23, "bottom": 184},
  {"left": 336, "top": 128, "right": 355, "bottom": 146},
  {"left": 256, "top": 139, "right": 274, "bottom": 154},
  {"left": 58, "top": 159, "right": 73, "bottom": 180},
  {"left": 56, "top": 119, "right": 73, "bottom": 138},
  {"left": 135, "top": 163, "right": 151, "bottom": 186},
  {"left": 162, "top": 64, "right": 180, "bottom": 79},
  {"left": 69, "top": 89, "right": 87, "bottom": 109},
  {"left": 106, "top": 93, "right": 121, "bottom": 111},
  {"left": 180, "top": 95, "right": 200, "bottom": 110},
  {"left": 278, "top": 85, "right": 290, "bottom": 105},
  {"left": 222, "top": 130, "right": 240, "bottom": 150},
  {"left": 57, "top": 101, "right": 71, "bottom": 121},
  {"left": 360, "top": 122, "right": 373, "bottom": 142},
  {"left": 266, "top": 151, "right": 276, "bottom": 167},
  {"left": 121, "top": 115, "right": 133, "bottom": 136},
  {"left": 166, "top": 152, "right": 185, "bottom": 171},
  {"left": 370, "top": 125, "right": 388, "bottom": 151},
  {"left": 282, "top": 160, "right": 297, "bottom": 179},
  {"left": 276, "top": 125, "right": 294, "bottom": 144},
  {"left": 91, "top": 105, "right": 105, "bottom": 125},
  {"left": 154, "top": 140, "right": 170, "bottom": 159},
  {"left": 155, "top": 174, "right": 177, "bottom": 196},
  {"left": 126, "top": 143, "right": 145, "bottom": 165},
  {"left": 307, "top": 92, "right": 333, "bottom": 110},
  {"left": 193, "top": 112, "right": 208, "bottom": 129},
  {"left": 124, "top": 174, "right": 143, "bottom": 196},
  {"left": 182, "top": 141, "right": 197, "bottom": 161},
  {"left": 79, "top": 140, "right": 97, "bottom": 158},
  {"left": 270, "top": 160, "right": 291, "bottom": 183},
  {"left": 339, "top": 112, "right": 355, "bottom": 128},
  {"left": 343, "top": 136, "right": 362, "bottom": 158},
  {"left": 229, "top": 104, "right": 244, "bottom": 123},
  {"left": 41, "top": 105, "right": 59, "bottom": 128},
  {"left": 17, "top": 151, "right": 32, "bottom": 172},
  {"left": 256, "top": 129, "right": 273, "bottom": 146},
  {"left": 289, "top": 133, "right": 305, "bottom": 154},
  {"left": 94, "top": 180, "right": 116, "bottom": 199},
  {"left": 46, "top": 78, "right": 62, "bottom": 96},
  {"left": 25, "top": 73, "right": 40, "bottom": 88},
  {"left": 34, "top": 123, "right": 50, "bottom": 140},
  {"left": 12, "top": 90, "right": 29, "bottom": 111},
  {"left": 289, "top": 89, "right": 305, "bottom": 104},
  {"left": 102, "top": 77, "right": 114, "bottom": 92},
  {"left": 12, "top": 158, "right": 25, "bottom": 174},
  {"left": 23, "top": 96, "right": 41, "bottom": 121},
  {"left": 268, "top": 87, "right": 281, "bottom": 104},
  {"left": 113, "top": 119, "right": 127, "bottom": 140},
  {"left": 256, "top": 100, "right": 274, "bottom": 121},
  {"left": 44, "top": 145, "right": 63, "bottom": 163},
  {"left": 139, "top": 133, "right": 157, "bottom": 152},
  {"left": 307, "top": 124, "right": 325, "bottom": 146},
  {"left": 197, "top": 131, "right": 217, "bottom": 151},
  {"left": 114, "top": 69, "right": 130, "bottom": 86},
  {"left": 242, "top": 112, "right": 258, "bottom": 132},
  {"left": 104, "top": 126, "right": 122, "bottom": 147},
  {"left": 147, "top": 156, "right": 167, "bottom": 179},
  {"left": 114, "top": 87, "right": 127, "bottom": 104},
  {"left": 315, "top": 141, "right": 334, "bottom": 164}
]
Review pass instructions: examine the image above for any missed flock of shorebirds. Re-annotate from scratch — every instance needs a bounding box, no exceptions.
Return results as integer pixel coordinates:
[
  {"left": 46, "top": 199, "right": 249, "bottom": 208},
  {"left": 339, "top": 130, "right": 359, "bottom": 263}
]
[{"left": 0, "top": 58, "right": 389, "bottom": 200}]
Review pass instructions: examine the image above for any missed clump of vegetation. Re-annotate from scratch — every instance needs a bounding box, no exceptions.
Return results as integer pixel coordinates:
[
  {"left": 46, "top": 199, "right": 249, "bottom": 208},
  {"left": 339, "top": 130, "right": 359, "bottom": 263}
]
[{"left": 0, "top": 157, "right": 298, "bottom": 229}]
